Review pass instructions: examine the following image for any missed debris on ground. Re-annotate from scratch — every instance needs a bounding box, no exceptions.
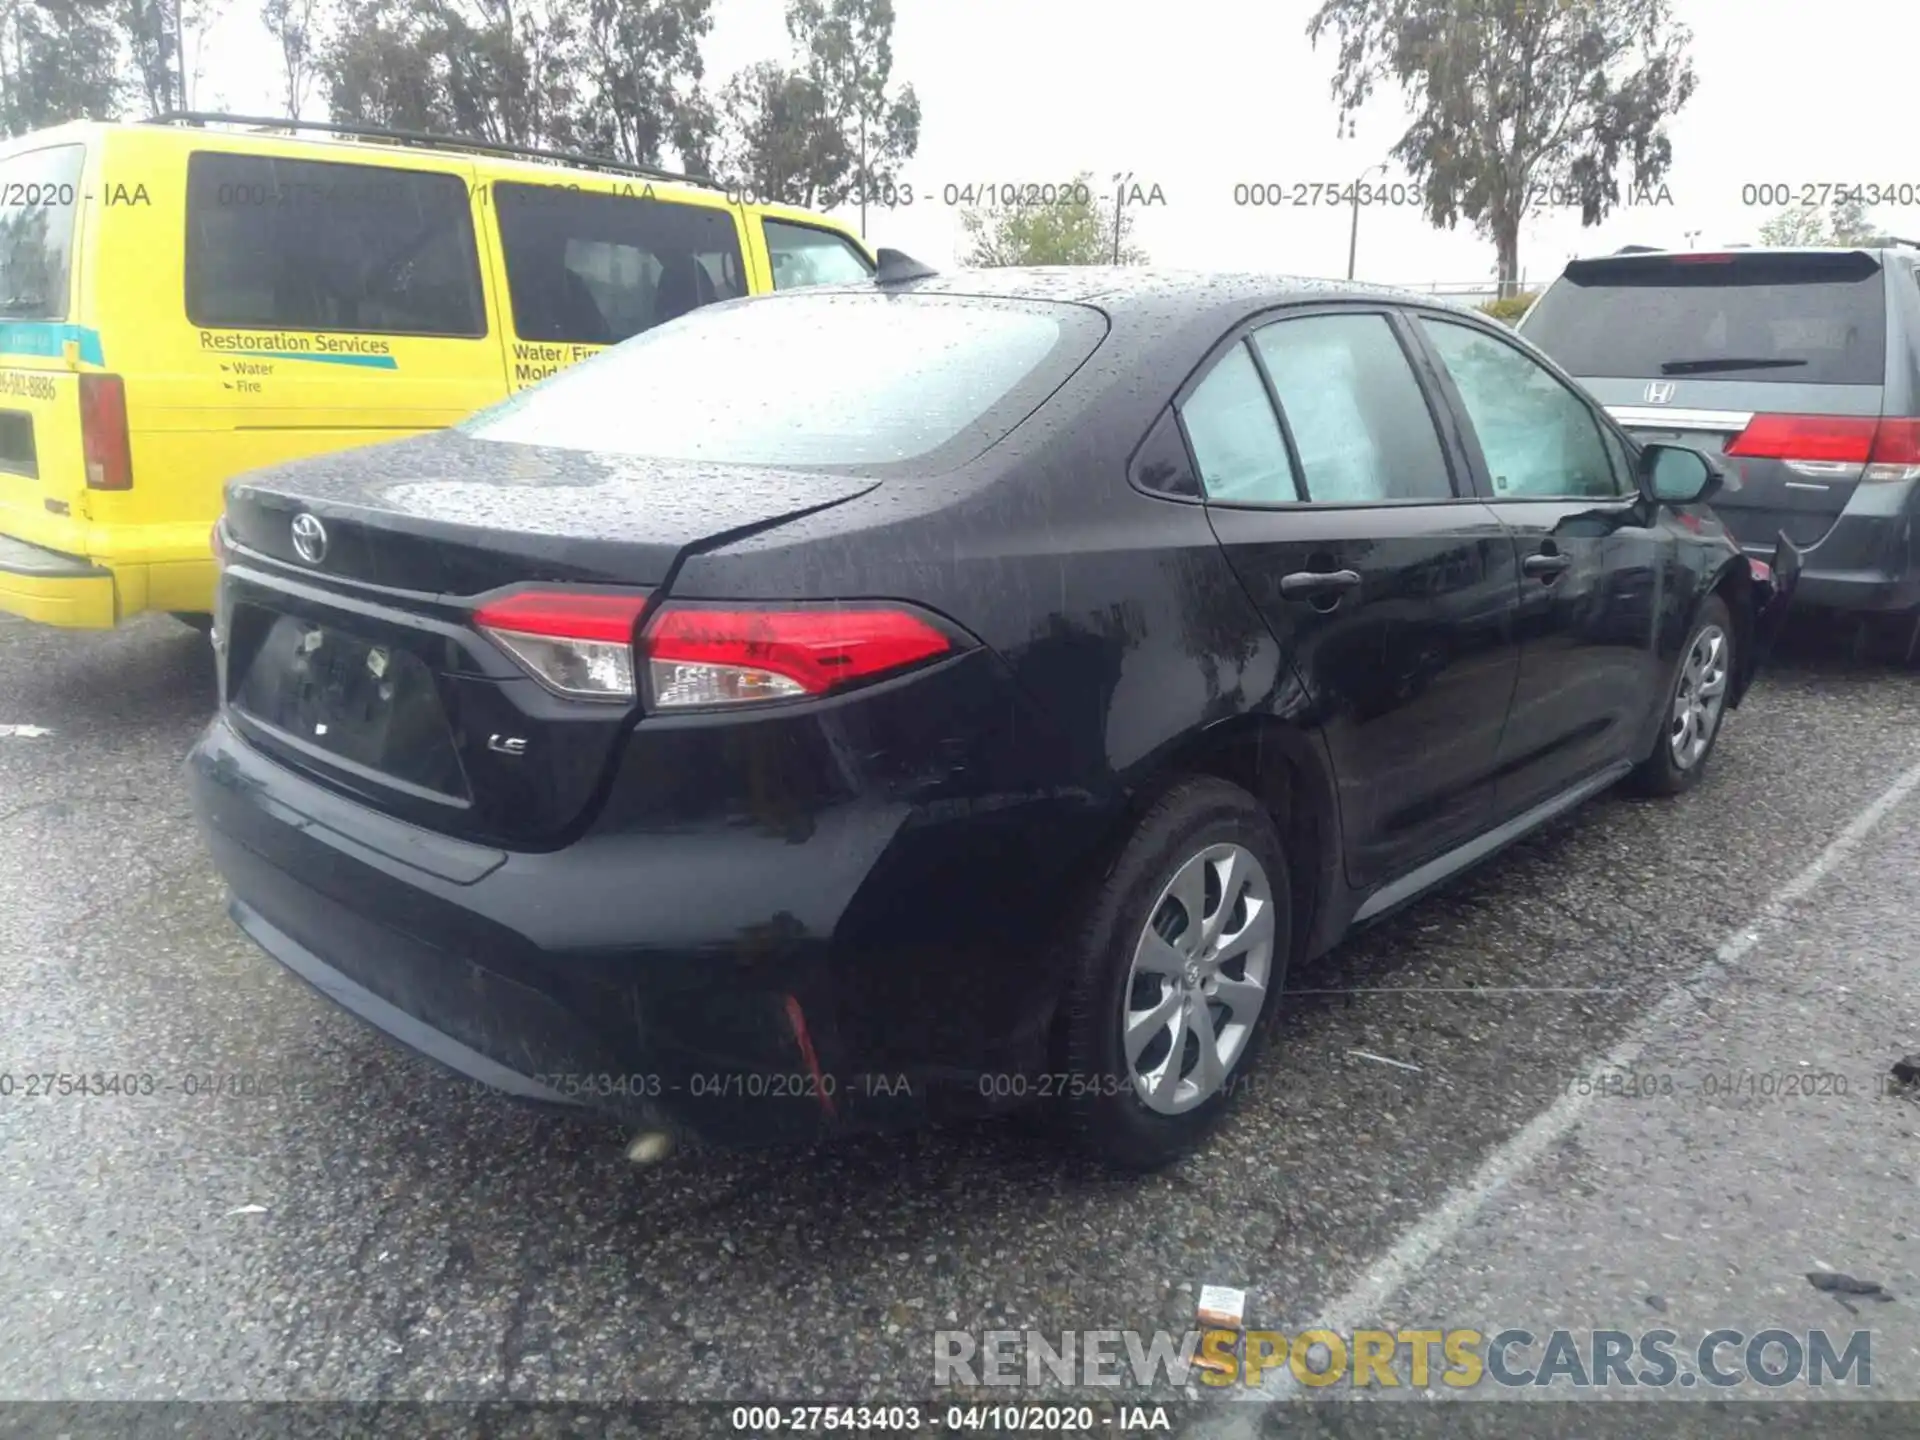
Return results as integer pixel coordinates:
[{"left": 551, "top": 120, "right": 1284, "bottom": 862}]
[
  {"left": 1196, "top": 1284, "right": 1246, "bottom": 1330},
  {"left": 1348, "top": 1049, "right": 1422, "bottom": 1073},
  {"left": 1806, "top": 1270, "right": 1895, "bottom": 1300},
  {"left": 1891, "top": 1054, "right": 1920, "bottom": 1087}
]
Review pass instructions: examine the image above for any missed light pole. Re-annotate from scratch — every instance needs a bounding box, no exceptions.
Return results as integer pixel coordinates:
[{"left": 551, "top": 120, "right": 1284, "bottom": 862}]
[
  {"left": 1347, "top": 160, "right": 1390, "bottom": 280},
  {"left": 1683, "top": 228, "right": 1703, "bottom": 250}
]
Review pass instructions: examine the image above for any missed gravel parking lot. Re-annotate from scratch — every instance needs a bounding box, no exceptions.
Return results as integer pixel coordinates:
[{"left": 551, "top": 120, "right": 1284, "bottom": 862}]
[{"left": 2, "top": 611, "right": 1917, "bottom": 1417}]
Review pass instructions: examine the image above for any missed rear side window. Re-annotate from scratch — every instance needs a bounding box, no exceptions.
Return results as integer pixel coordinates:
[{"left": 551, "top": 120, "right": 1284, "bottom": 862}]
[
  {"left": 765, "top": 219, "right": 873, "bottom": 290},
  {"left": 0, "top": 144, "right": 84, "bottom": 322},
  {"left": 186, "top": 153, "right": 484, "bottom": 336},
  {"left": 494, "top": 185, "right": 746, "bottom": 345},
  {"left": 1523, "top": 253, "right": 1887, "bottom": 385},
  {"left": 1178, "top": 342, "right": 1298, "bottom": 503},
  {"left": 461, "top": 291, "right": 1102, "bottom": 470},
  {"left": 1251, "top": 313, "right": 1453, "bottom": 503}
]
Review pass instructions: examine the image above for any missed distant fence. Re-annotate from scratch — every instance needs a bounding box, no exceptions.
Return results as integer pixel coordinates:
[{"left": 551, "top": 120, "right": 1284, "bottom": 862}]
[{"left": 1379, "top": 279, "right": 1549, "bottom": 304}]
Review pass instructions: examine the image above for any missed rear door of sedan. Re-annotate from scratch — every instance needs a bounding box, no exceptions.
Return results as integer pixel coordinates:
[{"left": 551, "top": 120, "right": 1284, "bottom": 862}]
[{"left": 1179, "top": 303, "right": 1524, "bottom": 893}]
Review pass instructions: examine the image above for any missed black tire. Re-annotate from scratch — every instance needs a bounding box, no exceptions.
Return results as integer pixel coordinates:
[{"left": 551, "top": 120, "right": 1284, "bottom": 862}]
[
  {"left": 1046, "top": 776, "right": 1292, "bottom": 1170},
  {"left": 169, "top": 612, "right": 213, "bottom": 635},
  {"left": 1627, "top": 595, "right": 1736, "bottom": 797}
]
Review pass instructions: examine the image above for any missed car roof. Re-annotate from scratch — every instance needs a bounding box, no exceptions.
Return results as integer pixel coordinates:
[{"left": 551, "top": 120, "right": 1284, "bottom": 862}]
[{"left": 814, "top": 265, "right": 1480, "bottom": 328}]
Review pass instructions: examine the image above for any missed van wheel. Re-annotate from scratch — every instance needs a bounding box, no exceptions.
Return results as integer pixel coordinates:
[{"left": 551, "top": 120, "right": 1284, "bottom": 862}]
[
  {"left": 1628, "top": 596, "right": 1734, "bottom": 797},
  {"left": 1047, "top": 777, "right": 1291, "bottom": 1170},
  {"left": 169, "top": 612, "right": 213, "bottom": 635}
]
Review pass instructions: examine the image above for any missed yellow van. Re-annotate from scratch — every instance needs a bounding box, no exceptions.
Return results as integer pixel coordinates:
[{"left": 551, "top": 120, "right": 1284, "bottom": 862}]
[{"left": 0, "top": 114, "right": 876, "bottom": 630}]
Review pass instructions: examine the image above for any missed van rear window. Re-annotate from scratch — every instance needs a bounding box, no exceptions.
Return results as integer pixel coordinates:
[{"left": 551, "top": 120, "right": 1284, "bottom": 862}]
[
  {"left": 1522, "top": 252, "right": 1886, "bottom": 385},
  {"left": 0, "top": 144, "right": 84, "bottom": 322},
  {"left": 185, "top": 153, "right": 485, "bottom": 337},
  {"left": 492, "top": 183, "right": 747, "bottom": 346}
]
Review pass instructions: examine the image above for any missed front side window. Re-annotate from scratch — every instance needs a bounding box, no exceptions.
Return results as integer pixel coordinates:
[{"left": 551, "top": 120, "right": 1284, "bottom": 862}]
[
  {"left": 0, "top": 144, "right": 84, "bottom": 322},
  {"left": 460, "top": 290, "right": 1102, "bottom": 470},
  {"left": 494, "top": 185, "right": 746, "bottom": 345},
  {"left": 1250, "top": 312, "right": 1454, "bottom": 503},
  {"left": 765, "top": 219, "right": 873, "bottom": 290},
  {"left": 1178, "top": 341, "right": 1298, "bottom": 503},
  {"left": 1421, "top": 318, "right": 1624, "bottom": 500},
  {"left": 186, "top": 152, "right": 484, "bottom": 336}
]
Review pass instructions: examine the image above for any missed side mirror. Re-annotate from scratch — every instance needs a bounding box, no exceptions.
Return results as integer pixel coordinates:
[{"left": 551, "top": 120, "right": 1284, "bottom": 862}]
[{"left": 1637, "top": 443, "right": 1724, "bottom": 506}]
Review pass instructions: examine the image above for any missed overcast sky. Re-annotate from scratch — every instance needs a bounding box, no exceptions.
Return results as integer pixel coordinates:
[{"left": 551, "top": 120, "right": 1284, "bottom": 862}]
[{"left": 194, "top": 0, "right": 1916, "bottom": 286}]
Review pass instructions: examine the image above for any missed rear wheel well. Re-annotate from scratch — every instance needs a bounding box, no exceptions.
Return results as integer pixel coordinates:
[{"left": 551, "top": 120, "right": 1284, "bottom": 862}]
[{"left": 1144, "top": 726, "right": 1331, "bottom": 967}]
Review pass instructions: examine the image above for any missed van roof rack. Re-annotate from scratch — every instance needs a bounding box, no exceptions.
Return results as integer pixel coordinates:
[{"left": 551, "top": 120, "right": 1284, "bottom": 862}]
[{"left": 145, "top": 110, "right": 725, "bottom": 193}]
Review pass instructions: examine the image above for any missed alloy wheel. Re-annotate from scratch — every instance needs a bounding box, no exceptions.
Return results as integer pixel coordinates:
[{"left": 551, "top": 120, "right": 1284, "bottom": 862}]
[
  {"left": 1123, "top": 843, "right": 1275, "bottom": 1115},
  {"left": 1669, "top": 623, "right": 1730, "bottom": 771}
]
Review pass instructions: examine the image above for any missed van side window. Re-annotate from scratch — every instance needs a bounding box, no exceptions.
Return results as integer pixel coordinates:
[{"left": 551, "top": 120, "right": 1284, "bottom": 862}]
[
  {"left": 185, "top": 153, "right": 485, "bottom": 337},
  {"left": 493, "top": 185, "right": 746, "bottom": 345},
  {"left": 764, "top": 219, "right": 873, "bottom": 290},
  {"left": 0, "top": 144, "right": 85, "bottom": 323}
]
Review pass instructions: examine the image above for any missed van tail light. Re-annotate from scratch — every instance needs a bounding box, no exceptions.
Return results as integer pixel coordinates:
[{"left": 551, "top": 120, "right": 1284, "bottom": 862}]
[
  {"left": 1725, "top": 413, "right": 1920, "bottom": 482},
  {"left": 640, "top": 602, "right": 960, "bottom": 709},
  {"left": 78, "top": 374, "right": 133, "bottom": 490},
  {"left": 474, "top": 589, "right": 651, "bottom": 701}
]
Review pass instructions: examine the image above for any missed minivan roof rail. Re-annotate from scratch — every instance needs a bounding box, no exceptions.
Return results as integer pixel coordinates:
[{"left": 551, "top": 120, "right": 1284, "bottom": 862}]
[{"left": 144, "top": 110, "right": 726, "bottom": 193}]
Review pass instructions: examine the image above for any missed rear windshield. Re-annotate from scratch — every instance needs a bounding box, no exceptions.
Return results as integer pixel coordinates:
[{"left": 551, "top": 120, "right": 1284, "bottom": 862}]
[
  {"left": 0, "top": 144, "right": 84, "bottom": 322},
  {"left": 460, "top": 290, "right": 1105, "bottom": 470},
  {"left": 1523, "top": 252, "right": 1887, "bottom": 385}
]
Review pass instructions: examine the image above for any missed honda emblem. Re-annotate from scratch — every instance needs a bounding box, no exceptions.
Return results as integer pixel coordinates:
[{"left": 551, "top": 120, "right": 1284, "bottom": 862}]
[{"left": 1643, "top": 381, "right": 1677, "bottom": 405}]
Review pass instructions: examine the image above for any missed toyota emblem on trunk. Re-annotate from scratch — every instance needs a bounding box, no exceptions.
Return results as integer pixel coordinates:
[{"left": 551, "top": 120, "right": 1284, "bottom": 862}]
[
  {"left": 1644, "top": 381, "right": 1677, "bottom": 405},
  {"left": 290, "top": 513, "right": 328, "bottom": 564}
]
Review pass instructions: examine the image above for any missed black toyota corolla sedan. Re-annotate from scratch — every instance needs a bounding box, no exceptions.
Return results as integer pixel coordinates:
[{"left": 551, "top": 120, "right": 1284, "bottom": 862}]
[{"left": 188, "top": 264, "right": 1797, "bottom": 1170}]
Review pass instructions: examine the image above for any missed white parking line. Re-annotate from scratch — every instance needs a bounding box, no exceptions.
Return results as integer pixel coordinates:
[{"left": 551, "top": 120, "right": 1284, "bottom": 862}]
[
  {"left": 0, "top": 724, "right": 53, "bottom": 738},
  {"left": 1231, "top": 751, "right": 1920, "bottom": 1406}
]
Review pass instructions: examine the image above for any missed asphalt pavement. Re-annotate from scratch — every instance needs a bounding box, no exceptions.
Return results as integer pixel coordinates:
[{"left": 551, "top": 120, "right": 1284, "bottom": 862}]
[{"left": 2, "top": 610, "right": 1918, "bottom": 1426}]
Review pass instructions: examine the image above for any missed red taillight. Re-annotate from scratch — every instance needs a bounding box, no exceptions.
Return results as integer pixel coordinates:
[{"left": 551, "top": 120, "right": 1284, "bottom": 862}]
[
  {"left": 473, "top": 589, "right": 651, "bottom": 701},
  {"left": 1726, "top": 413, "right": 1920, "bottom": 481},
  {"left": 1726, "top": 413, "right": 1877, "bottom": 463},
  {"left": 1865, "top": 417, "right": 1920, "bottom": 466},
  {"left": 640, "top": 603, "right": 956, "bottom": 709},
  {"left": 1671, "top": 253, "right": 1735, "bottom": 264},
  {"left": 78, "top": 374, "right": 132, "bottom": 490}
]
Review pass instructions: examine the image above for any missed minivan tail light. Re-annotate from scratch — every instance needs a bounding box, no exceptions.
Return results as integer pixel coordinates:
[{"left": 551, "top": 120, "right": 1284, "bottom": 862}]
[
  {"left": 1726, "top": 414, "right": 1920, "bottom": 482},
  {"left": 1863, "top": 417, "right": 1920, "bottom": 482},
  {"left": 79, "top": 374, "right": 132, "bottom": 490},
  {"left": 640, "top": 603, "right": 958, "bottom": 709},
  {"left": 474, "top": 589, "right": 651, "bottom": 701}
]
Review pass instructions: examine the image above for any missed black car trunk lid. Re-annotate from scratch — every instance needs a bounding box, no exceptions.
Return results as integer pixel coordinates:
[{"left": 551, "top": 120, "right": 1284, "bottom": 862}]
[{"left": 216, "top": 431, "right": 877, "bottom": 847}]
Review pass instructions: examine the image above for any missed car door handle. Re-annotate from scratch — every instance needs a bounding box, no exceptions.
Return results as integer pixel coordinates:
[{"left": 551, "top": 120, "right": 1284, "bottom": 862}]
[
  {"left": 1523, "top": 552, "right": 1572, "bottom": 578},
  {"left": 1279, "top": 569, "right": 1363, "bottom": 598}
]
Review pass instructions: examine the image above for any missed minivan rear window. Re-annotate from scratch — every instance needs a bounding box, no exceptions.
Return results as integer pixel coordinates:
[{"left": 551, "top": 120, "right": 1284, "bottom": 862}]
[
  {"left": 0, "top": 144, "right": 84, "bottom": 322},
  {"left": 186, "top": 153, "right": 485, "bottom": 337},
  {"left": 1523, "top": 252, "right": 1887, "bottom": 385},
  {"left": 460, "top": 291, "right": 1105, "bottom": 470}
]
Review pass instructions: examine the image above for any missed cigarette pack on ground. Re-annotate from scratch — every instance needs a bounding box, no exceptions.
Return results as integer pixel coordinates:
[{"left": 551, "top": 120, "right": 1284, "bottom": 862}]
[{"left": 1196, "top": 1284, "right": 1246, "bottom": 1330}]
